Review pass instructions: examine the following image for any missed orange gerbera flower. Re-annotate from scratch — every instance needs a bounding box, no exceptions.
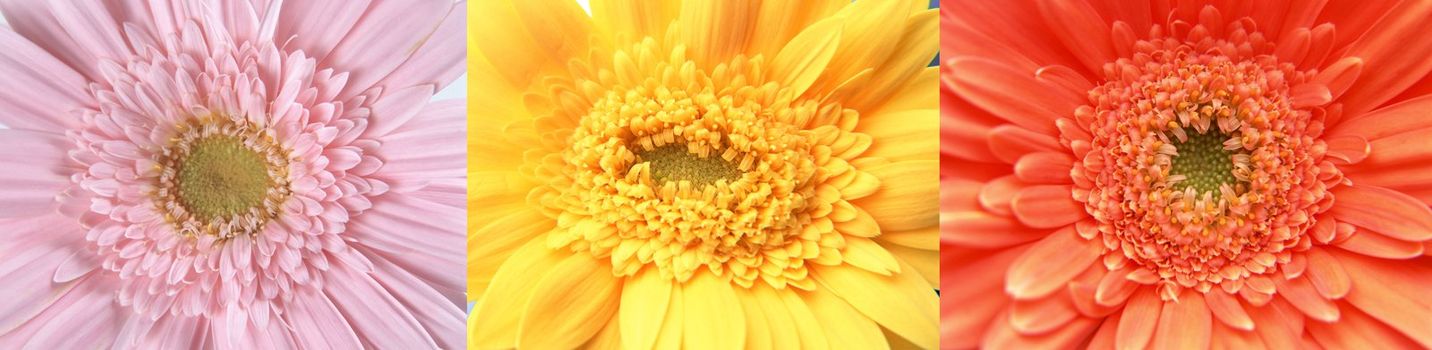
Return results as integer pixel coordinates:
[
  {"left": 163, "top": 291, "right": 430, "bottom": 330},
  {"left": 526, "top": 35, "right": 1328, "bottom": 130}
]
[{"left": 941, "top": 0, "right": 1432, "bottom": 348}]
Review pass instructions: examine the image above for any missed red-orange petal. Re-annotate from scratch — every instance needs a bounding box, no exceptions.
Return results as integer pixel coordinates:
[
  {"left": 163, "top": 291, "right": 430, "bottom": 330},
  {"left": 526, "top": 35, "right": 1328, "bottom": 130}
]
[
  {"left": 940, "top": 210, "right": 1046, "bottom": 249},
  {"left": 1331, "top": 250, "right": 1432, "bottom": 348},
  {"left": 1009, "top": 294, "right": 1079, "bottom": 335},
  {"left": 1306, "top": 303, "right": 1422, "bottom": 349},
  {"left": 1273, "top": 276, "right": 1340, "bottom": 322},
  {"left": 945, "top": 57, "right": 1065, "bottom": 135},
  {"left": 1204, "top": 290, "right": 1254, "bottom": 331},
  {"left": 1115, "top": 290, "right": 1161, "bottom": 350},
  {"left": 1004, "top": 226, "right": 1100, "bottom": 299},
  {"left": 1014, "top": 152, "right": 1074, "bottom": 184},
  {"left": 1152, "top": 292, "right": 1212, "bottom": 350},
  {"left": 1094, "top": 268, "right": 1139, "bottom": 307},
  {"left": 1302, "top": 248, "right": 1351, "bottom": 299},
  {"left": 1337, "top": 229, "right": 1425, "bottom": 259},
  {"left": 1010, "top": 185, "right": 1084, "bottom": 229},
  {"left": 1328, "top": 185, "right": 1432, "bottom": 241}
]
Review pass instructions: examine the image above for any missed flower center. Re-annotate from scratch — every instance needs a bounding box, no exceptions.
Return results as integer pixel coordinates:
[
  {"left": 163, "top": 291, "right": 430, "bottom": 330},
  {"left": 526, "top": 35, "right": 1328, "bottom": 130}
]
[
  {"left": 532, "top": 39, "right": 862, "bottom": 290},
  {"left": 176, "top": 136, "right": 271, "bottom": 220},
  {"left": 1169, "top": 128, "right": 1240, "bottom": 194},
  {"left": 156, "top": 118, "right": 290, "bottom": 238},
  {"left": 634, "top": 144, "right": 741, "bottom": 187},
  {"left": 1070, "top": 37, "right": 1337, "bottom": 298}
]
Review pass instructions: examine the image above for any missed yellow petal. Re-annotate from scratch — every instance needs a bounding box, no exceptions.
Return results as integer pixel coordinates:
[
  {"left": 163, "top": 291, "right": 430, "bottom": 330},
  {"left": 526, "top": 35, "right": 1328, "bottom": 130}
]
[
  {"left": 802, "top": 286, "right": 890, "bottom": 350},
  {"left": 736, "top": 292, "right": 773, "bottom": 350},
  {"left": 746, "top": 0, "right": 849, "bottom": 56},
  {"left": 856, "top": 109, "right": 939, "bottom": 162},
  {"left": 681, "top": 271, "right": 746, "bottom": 350},
  {"left": 469, "top": 236, "right": 566, "bottom": 349},
  {"left": 583, "top": 312, "right": 623, "bottom": 349},
  {"left": 653, "top": 283, "right": 685, "bottom": 349},
  {"left": 841, "top": 236, "right": 901, "bottom": 276},
  {"left": 468, "top": 207, "right": 552, "bottom": 299},
  {"left": 869, "top": 67, "right": 938, "bottom": 115},
  {"left": 811, "top": 0, "right": 911, "bottom": 94},
  {"left": 518, "top": 254, "right": 623, "bottom": 349},
  {"left": 469, "top": 0, "right": 556, "bottom": 90},
  {"left": 876, "top": 226, "right": 938, "bottom": 251},
  {"left": 768, "top": 15, "right": 844, "bottom": 98},
  {"left": 813, "top": 261, "right": 939, "bottom": 348},
  {"left": 591, "top": 0, "right": 680, "bottom": 44},
  {"left": 881, "top": 244, "right": 939, "bottom": 289},
  {"left": 767, "top": 286, "right": 829, "bottom": 349},
  {"left": 679, "top": 0, "right": 759, "bottom": 65},
  {"left": 619, "top": 267, "right": 673, "bottom": 350},
  {"left": 847, "top": 9, "right": 939, "bottom": 111},
  {"left": 851, "top": 160, "right": 939, "bottom": 232}
]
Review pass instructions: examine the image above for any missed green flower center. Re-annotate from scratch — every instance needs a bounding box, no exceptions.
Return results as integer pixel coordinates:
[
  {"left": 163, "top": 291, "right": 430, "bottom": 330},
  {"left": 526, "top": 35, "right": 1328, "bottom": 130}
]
[
  {"left": 635, "top": 144, "right": 741, "bottom": 187},
  {"left": 1170, "top": 129, "right": 1239, "bottom": 194},
  {"left": 176, "top": 136, "right": 272, "bottom": 220}
]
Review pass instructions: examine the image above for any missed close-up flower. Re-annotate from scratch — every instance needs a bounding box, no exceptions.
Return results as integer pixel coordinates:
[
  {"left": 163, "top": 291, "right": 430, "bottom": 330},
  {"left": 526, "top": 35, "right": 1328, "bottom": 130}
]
[
  {"left": 942, "top": 0, "right": 1432, "bottom": 348},
  {"left": 0, "top": 0, "right": 466, "bottom": 348},
  {"left": 470, "top": 0, "right": 939, "bottom": 349}
]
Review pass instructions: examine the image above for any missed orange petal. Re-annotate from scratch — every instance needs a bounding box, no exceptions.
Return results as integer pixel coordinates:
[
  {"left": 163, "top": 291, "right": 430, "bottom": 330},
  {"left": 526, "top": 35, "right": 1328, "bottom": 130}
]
[
  {"left": 1331, "top": 250, "right": 1432, "bottom": 348},
  {"left": 945, "top": 57, "right": 1065, "bottom": 135},
  {"left": 1324, "top": 136, "right": 1369, "bottom": 165},
  {"left": 1004, "top": 226, "right": 1100, "bottom": 299},
  {"left": 1273, "top": 276, "right": 1340, "bottom": 323},
  {"left": 1313, "top": 57, "right": 1363, "bottom": 101},
  {"left": 940, "top": 246, "right": 1024, "bottom": 349},
  {"left": 1244, "top": 301, "right": 1301, "bottom": 350},
  {"left": 1209, "top": 320, "right": 1264, "bottom": 350},
  {"left": 1068, "top": 280, "right": 1119, "bottom": 317},
  {"left": 1328, "top": 185, "right": 1432, "bottom": 241},
  {"left": 1035, "top": 0, "right": 1113, "bottom": 73},
  {"left": 1010, "top": 294, "right": 1079, "bottom": 335},
  {"left": 1010, "top": 185, "right": 1085, "bottom": 229},
  {"left": 939, "top": 210, "right": 1046, "bottom": 249},
  {"left": 982, "top": 310, "right": 1101, "bottom": 350},
  {"left": 1115, "top": 290, "right": 1161, "bottom": 350},
  {"left": 1014, "top": 152, "right": 1074, "bottom": 184},
  {"left": 1094, "top": 268, "right": 1139, "bottom": 307},
  {"left": 1337, "top": 229, "right": 1425, "bottom": 259},
  {"left": 1152, "top": 292, "right": 1212, "bottom": 350},
  {"left": 1306, "top": 303, "right": 1422, "bottom": 349},
  {"left": 1205, "top": 290, "right": 1254, "bottom": 331},
  {"left": 1290, "top": 83, "right": 1332, "bottom": 107},
  {"left": 977, "top": 175, "right": 1025, "bottom": 216},
  {"left": 1328, "top": 95, "right": 1432, "bottom": 140},
  {"left": 1302, "top": 248, "right": 1350, "bottom": 299},
  {"left": 986, "top": 125, "right": 1062, "bottom": 164}
]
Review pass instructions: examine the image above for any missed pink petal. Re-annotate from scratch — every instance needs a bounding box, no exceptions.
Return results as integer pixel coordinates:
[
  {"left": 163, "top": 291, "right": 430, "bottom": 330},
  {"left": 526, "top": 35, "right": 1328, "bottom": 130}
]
[
  {"left": 282, "top": 287, "right": 362, "bottom": 349},
  {"left": 323, "top": 262, "right": 437, "bottom": 348},
  {"left": 372, "top": 100, "right": 465, "bottom": 184},
  {"left": 365, "top": 253, "right": 464, "bottom": 349},
  {"left": 275, "top": 0, "right": 372, "bottom": 62},
  {"left": 373, "top": 2, "right": 467, "bottom": 92},
  {"left": 0, "top": 129, "right": 73, "bottom": 218},
  {"left": 0, "top": 275, "right": 123, "bottom": 349},
  {"left": 0, "top": 29, "right": 90, "bottom": 130},
  {"left": 324, "top": 0, "right": 453, "bottom": 99},
  {"left": 347, "top": 193, "right": 463, "bottom": 300}
]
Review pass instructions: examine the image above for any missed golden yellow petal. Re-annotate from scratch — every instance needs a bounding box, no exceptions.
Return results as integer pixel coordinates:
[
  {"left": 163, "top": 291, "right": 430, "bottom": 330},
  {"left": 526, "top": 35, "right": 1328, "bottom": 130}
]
[
  {"left": 679, "top": 0, "right": 758, "bottom": 66},
  {"left": 746, "top": 0, "right": 848, "bottom": 56},
  {"left": 518, "top": 254, "right": 623, "bottom": 349},
  {"left": 619, "top": 267, "right": 673, "bottom": 350},
  {"left": 681, "top": 271, "right": 746, "bottom": 350},
  {"left": 810, "top": 0, "right": 911, "bottom": 94},
  {"left": 735, "top": 291, "right": 774, "bottom": 350},
  {"left": 882, "top": 244, "right": 940, "bottom": 289},
  {"left": 470, "top": 236, "right": 567, "bottom": 349},
  {"left": 841, "top": 236, "right": 902, "bottom": 276},
  {"left": 857, "top": 109, "right": 939, "bottom": 162},
  {"left": 769, "top": 17, "right": 844, "bottom": 98},
  {"left": 869, "top": 66, "right": 938, "bottom": 115},
  {"left": 802, "top": 286, "right": 890, "bottom": 350},
  {"left": 852, "top": 160, "right": 939, "bottom": 231},
  {"left": 813, "top": 262, "right": 938, "bottom": 349},
  {"left": 591, "top": 0, "right": 680, "bottom": 45},
  {"left": 875, "top": 226, "right": 939, "bottom": 251},
  {"left": 469, "top": 208, "right": 553, "bottom": 299},
  {"left": 847, "top": 9, "right": 939, "bottom": 111}
]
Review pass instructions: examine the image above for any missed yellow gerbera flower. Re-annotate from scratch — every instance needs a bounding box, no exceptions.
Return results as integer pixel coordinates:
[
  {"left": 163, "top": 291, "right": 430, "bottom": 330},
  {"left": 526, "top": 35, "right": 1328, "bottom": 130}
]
[{"left": 468, "top": 1, "right": 939, "bottom": 349}]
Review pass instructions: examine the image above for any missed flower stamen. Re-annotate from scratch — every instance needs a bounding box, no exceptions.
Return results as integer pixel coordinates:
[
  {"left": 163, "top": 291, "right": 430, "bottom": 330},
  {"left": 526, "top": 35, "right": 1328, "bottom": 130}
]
[{"left": 156, "top": 117, "right": 290, "bottom": 239}]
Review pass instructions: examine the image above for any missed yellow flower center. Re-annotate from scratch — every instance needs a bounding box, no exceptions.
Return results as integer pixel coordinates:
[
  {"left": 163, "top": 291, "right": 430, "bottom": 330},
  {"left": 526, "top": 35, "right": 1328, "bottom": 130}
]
[
  {"left": 156, "top": 118, "right": 289, "bottom": 238},
  {"left": 535, "top": 39, "right": 868, "bottom": 290}
]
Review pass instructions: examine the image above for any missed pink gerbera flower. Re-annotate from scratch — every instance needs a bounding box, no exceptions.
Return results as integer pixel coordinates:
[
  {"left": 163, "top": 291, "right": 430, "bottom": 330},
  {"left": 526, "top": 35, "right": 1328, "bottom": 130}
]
[
  {"left": 942, "top": 0, "right": 1432, "bottom": 348},
  {"left": 0, "top": 1, "right": 466, "bottom": 348}
]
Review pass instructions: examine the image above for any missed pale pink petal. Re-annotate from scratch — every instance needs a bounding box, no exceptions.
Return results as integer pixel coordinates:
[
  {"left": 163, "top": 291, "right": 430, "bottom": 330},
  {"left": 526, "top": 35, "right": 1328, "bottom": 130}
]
[
  {"left": 275, "top": 1, "right": 372, "bottom": 62},
  {"left": 363, "top": 84, "right": 436, "bottom": 138},
  {"left": 0, "top": 29, "right": 90, "bottom": 130},
  {"left": 323, "top": 265, "right": 437, "bottom": 348},
  {"left": 373, "top": 2, "right": 467, "bottom": 92},
  {"left": 324, "top": 0, "right": 454, "bottom": 99},
  {"left": 0, "top": 275, "right": 123, "bottom": 348},
  {"left": 347, "top": 193, "right": 464, "bottom": 302},
  {"left": 281, "top": 288, "right": 362, "bottom": 350},
  {"left": 367, "top": 252, "right": 465, "bottom": 349},
  {"left": 372, "top": 100, "right": 465, "bottom": 185}
]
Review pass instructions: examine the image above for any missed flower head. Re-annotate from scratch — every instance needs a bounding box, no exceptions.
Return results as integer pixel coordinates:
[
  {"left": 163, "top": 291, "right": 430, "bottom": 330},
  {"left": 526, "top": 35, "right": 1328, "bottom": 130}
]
[
  {"left": 942, "top": 0, "right": 1432, "bottom": 348},
  {"left": 0, "top": 1, "right": 467, "bottom": 347},
  {"left": 471, "top": 0, "right": 940, "bottom": 349}
]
